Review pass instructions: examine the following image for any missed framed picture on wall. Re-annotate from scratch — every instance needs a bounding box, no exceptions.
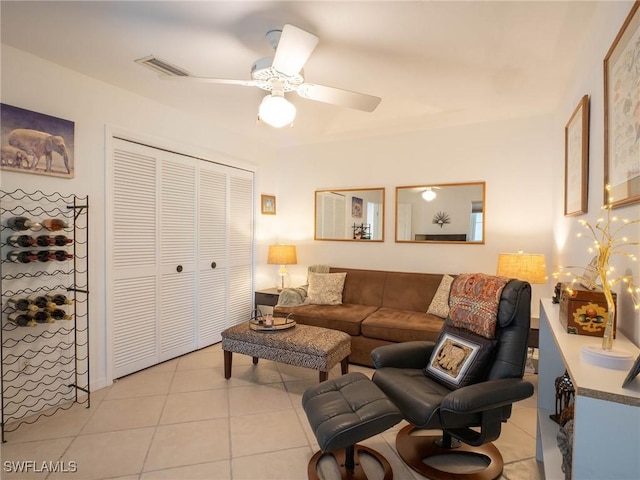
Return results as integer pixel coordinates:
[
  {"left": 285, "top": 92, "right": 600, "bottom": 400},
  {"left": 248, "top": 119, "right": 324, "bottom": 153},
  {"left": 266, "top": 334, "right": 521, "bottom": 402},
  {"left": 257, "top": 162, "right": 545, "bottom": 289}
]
[
  {"left": 261, "top": 194, "right": 276, "bottom": 215},
  {"left": 622, "top": 353, "right": 640, "bottom": 388},
  {"left": 0, "top": 103, "right": 75, "bottom": 178},
  {"left": 604, "top": 1, "right": 640, "bottom": 208},
  {"left": 351, "top": 196, "right": 363, "bottom": 218},
  {"left": 564, "top": 95, "right": 590, "bottom": 216}
]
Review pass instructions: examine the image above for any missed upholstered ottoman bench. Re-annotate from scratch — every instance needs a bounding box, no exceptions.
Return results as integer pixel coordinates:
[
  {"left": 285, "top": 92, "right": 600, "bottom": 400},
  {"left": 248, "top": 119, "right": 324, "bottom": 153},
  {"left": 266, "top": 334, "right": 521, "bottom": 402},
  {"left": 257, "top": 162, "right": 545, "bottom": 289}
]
[
  {"left": 302, "top": 372, "right": 402, "bottom": 480},
  {"left": 221, "top": 322, "right": 351, "bottom": 382}
]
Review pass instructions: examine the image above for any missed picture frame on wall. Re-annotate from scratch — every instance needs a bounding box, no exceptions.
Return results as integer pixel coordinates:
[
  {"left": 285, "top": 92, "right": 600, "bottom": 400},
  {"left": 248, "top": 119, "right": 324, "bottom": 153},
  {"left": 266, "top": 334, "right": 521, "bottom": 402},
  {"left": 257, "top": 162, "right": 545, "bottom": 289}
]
[
  {"left": 622, "top": 353, "right": 640, "bottom": 389},
  {"left": 0, "top": 103, "right": 75, "bottom": 179},
  {"left": 351, "top": 196, "right": 363, "bottom": 218},
  {"left": 604, "top": 1, "right": 640, "bottom": 208},
  {"left": 261, "top": 194, "right": 276, "bottom": 215},
  {"left": 564, "top": 95, "right": 590, "bottom": 216}
]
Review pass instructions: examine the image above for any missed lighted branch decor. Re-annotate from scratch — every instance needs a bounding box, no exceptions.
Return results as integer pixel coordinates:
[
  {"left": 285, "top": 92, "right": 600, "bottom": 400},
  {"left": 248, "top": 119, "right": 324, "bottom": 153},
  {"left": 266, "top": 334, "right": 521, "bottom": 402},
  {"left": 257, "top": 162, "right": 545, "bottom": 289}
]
[{"left": 555, "top": 187, "right": 640, "bottom": 350}]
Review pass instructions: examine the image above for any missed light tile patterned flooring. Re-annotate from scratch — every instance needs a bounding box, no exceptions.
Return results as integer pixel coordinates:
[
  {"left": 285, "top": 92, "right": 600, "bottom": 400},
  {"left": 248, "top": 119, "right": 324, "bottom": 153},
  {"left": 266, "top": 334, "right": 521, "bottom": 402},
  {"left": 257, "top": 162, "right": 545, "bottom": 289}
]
[{"left": 1, "top": 343, "right": 543, "bottom": 480}]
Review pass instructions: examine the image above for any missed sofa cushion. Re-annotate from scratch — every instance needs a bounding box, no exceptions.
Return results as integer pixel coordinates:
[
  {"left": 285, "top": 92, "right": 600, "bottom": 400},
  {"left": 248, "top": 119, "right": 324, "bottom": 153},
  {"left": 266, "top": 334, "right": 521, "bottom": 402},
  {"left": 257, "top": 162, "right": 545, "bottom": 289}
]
[
  {"left": 380, "top": 272, "right": 447, "bottom": 312},
  {"left": 330, "top": 268, "right": 386, "bottom": 307},
  {"left": 424, "top": 325, "right": 498, "bottom": 389},
  {"left": 427, "top": 274, "right": 454, "bottom": 318},
  {"left": 305, "top": 272, "right": 347, "bottom": 305},
  {"left": 276, "top": 303, "right": 378, "bottom": 336},
  {"left": 361, "top": 308, "right": 443, "bottom": 343}
]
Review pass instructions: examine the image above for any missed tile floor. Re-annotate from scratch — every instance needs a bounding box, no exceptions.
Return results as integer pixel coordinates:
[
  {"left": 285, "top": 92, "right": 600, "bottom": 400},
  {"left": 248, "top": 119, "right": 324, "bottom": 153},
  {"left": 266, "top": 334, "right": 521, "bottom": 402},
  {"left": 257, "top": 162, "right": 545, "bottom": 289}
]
[{"left": 1, "top": 343, "right": 544, "bottom": 480}]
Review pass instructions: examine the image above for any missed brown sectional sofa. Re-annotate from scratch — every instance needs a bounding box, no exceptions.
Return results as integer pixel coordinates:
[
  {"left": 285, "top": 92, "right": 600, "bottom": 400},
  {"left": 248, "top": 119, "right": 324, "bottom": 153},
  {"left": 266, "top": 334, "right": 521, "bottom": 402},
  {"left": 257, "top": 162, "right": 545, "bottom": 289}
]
[{"left": 274, "top": 267, "right": 449, "bottom": 367}]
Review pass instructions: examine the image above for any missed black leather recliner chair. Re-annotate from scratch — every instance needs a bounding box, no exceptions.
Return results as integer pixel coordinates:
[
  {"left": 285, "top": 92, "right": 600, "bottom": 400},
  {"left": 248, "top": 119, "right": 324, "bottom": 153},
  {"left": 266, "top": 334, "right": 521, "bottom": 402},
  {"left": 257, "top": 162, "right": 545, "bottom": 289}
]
[{"left": 371, "top": 277, "right": 534, "bottom": 480}]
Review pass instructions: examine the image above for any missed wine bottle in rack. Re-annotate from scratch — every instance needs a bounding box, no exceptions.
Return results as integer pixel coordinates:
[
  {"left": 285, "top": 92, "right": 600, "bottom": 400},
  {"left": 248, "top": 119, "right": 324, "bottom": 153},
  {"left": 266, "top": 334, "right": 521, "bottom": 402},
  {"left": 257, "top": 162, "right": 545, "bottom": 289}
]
[
  {"left": 6, "top": 250, "right": 38, "bottom": 263},
  {"left": 36, "top": 250, "right": 56, "bottom": 262},
  {"left": 7, "top": 295, "right": 39, "bottom": 312},
  {"left": 26, "top": 294, "right": 57, "bottom": 310},
  {"left": 6, "top": 234, "right": 36, "bottom": 247},
  {"left": 54, "top": 235, "right": 73, "bottom": 246},
  {"left": 47, "top": 308, "right": 72, "bottom": 321},
  {"left": 7, "top": 312, "right": 37, "bottom": 327},
  {"left": 7, "top": 216, "right": 41, "bottom": 231},
  {"left": 36, "top": 235, "right": 56, "bottom": 246},
  {"left": 46, "top": 293, "right": 74, "bottom": 306},
  {"left": 41, "top": 218, "right": 69, "bottom": 231},
  {"left": 26, "top": 310, "right": 54, "bottom": 324},
  {"left": 53, "top": 250, "right": 73, "bottom": 261}
]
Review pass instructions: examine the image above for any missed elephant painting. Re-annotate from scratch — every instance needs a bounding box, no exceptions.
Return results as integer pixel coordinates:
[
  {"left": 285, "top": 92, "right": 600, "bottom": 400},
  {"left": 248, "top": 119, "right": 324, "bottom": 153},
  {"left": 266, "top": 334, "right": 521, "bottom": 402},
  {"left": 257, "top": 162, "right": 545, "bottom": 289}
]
[
  {"left": 0, "top": 103, "right": 74, "bottom": 178},
  {"left": 8, "top": 128, "right": 71, "bottom": 174},
  {"left": 1, "top": 145, "right": 31, "bottom": 168}
]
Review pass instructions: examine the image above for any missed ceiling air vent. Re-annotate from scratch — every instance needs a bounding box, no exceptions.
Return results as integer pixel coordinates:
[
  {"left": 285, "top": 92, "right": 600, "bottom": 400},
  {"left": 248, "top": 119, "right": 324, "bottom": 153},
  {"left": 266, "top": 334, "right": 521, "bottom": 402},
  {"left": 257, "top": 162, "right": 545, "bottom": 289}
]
[{"left": 135, "top": 55, "right": 190, "bottom": 76}]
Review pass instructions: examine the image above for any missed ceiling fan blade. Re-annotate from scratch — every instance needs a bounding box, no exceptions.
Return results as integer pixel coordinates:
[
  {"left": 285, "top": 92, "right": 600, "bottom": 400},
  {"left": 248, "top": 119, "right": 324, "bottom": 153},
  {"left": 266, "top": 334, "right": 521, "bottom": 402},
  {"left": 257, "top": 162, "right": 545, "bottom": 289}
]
[
  {"left": 272, "top": 24, "right": 319, "bottom": 77},
  {"left": 159, "top": 75, "right": 260, "bottom": 87},
  {"left": 296, "top": 83, "right": 381, "bottom": 112}
]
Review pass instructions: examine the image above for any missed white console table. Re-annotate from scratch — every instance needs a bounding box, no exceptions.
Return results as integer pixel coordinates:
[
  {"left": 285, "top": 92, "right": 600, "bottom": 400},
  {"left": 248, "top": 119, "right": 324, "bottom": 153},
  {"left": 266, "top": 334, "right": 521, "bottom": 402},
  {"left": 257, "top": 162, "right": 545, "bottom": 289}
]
[{"left": 536, "top": 299, "right": 640, "bottom": 479}]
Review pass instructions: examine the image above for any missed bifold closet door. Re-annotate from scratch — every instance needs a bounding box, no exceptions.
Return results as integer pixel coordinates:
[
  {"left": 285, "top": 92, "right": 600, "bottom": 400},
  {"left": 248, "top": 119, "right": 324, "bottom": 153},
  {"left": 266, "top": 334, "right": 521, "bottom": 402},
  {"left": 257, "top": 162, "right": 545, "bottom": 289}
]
[
  {"left": 158, "top": 157, "right": 198, "bottom": 361},
  {"left": 111, "top": 138, "right": 254, "bottom": 377},
  {"left": 197, "top": 162, "right": 228, "bottom": 348},
  {"left": 112, "top": 140, "right": 161, "bottom": 378},
  {"left": 228, "top": 174, "right": 254, "bottom": 328}
]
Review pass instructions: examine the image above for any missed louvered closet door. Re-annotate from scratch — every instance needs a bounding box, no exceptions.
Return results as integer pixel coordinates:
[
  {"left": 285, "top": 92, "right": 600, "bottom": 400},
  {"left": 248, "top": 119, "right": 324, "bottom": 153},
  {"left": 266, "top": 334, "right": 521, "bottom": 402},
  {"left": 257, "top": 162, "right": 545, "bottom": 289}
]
[
  {"left": 112, "top": 140, "right": 159, "bottom": 378},
  {"left": 110, "top": 138, "right": 254, "bottom": 378},
  {"left": 197, "top": 162, "right": 228, "bottom": 348},
  {"left": 228, "top": 172, "right": 254, "bottom": 327},
  {"left": 158, "top": 155, "right": 197, "bottom": 361}
]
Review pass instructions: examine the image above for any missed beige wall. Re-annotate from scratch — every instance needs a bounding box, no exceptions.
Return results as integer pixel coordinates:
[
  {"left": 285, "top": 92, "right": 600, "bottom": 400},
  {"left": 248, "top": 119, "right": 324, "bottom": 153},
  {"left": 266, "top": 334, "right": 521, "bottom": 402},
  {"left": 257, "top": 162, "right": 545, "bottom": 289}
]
[
  {"left": 259, "top": 115, "right": 556, "bottom": 317},
  {"left": 1, "top": 45, "right": 267, "bottom": 389},
  {"left": 551, "top": 1, "right": 639, "bottom": 345}
]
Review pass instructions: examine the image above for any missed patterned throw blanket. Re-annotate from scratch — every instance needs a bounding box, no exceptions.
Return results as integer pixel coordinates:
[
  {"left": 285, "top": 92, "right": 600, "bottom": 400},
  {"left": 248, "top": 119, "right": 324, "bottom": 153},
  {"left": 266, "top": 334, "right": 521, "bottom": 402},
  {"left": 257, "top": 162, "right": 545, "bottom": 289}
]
[
  {"left": 447, "top": 273, "right": 510, "bottom": 339},
  {"left": 276, "top": 264, "right": 331, "bottom": 307}
]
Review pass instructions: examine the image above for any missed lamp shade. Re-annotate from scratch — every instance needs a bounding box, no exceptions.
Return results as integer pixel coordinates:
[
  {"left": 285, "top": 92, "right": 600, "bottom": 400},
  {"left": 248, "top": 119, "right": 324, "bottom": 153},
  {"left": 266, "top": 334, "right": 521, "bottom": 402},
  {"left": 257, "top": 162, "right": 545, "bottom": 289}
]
[
  {"left": 497, "top": 252, "right": 547, "bottom": 284},
  {"left": 259, "top": 93, "right": 296, "bottom": 128},
  {"left": 267, "top": 245, "right": 297, "bottom": 265}
]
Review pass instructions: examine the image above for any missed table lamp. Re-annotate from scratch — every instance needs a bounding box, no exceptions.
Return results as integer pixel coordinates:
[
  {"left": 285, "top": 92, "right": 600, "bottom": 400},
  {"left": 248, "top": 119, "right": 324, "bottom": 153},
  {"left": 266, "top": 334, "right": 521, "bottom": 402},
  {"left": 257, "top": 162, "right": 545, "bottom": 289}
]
[
  {"left": 497, "top": 251, "right": 547, "bottom": 284},
  {"left": 497, "top": 251, "right": 547, "bottom": 374},
  {"left": 267, "top": 244, "right": 297, "bottom": 291}
]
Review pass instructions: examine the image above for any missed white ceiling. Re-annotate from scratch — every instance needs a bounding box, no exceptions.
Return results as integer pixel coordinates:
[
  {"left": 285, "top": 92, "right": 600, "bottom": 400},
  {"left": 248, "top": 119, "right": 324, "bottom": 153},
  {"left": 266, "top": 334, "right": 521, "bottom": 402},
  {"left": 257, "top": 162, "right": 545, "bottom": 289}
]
[{"left": 1, "top": 1, "right": 599, "bottom": 148}]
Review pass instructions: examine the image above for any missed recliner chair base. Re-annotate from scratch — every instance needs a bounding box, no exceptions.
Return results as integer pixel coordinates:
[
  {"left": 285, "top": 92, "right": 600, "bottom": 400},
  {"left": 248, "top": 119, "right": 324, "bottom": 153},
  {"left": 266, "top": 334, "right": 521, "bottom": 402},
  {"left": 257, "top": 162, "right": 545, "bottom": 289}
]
[
  {"left": 396, "top": 425, "right": 503, "bottom": 480},
  {"left": 307, "top": 444, "right": 393, "bottom": 480}
]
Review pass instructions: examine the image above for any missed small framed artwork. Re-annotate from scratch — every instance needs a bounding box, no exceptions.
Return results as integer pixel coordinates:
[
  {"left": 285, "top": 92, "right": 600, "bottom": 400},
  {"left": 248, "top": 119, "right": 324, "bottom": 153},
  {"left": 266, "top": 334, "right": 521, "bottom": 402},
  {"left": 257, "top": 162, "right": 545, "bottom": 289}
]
[
  {"left": 564, "top": 95, "right": 590, "bottom": 216},
  {"left": 622, "top": 353, "right": 640, "bottom": 388},
  {"left": 604, "top": 1, "right": 640, "bottom": 208},
  {"left": 351, "top": 196, "right": 363, "bottom": 218},
  {"left": 0, "top": 103, "right": 75, "bottom": 178},
  {"left": 261, "top": 194, "right": 276, "bottom": 215}
]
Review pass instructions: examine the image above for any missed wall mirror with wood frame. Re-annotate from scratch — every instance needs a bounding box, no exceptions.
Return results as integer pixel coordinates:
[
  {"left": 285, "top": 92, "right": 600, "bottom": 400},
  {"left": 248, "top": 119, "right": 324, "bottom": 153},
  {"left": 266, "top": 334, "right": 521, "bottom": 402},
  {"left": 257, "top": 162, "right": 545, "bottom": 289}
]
[
  {"left": 315, "top": 188, "right": 385, "bottom": 241},
  {"left": 395, "top": 182, "right": 485, "bottom": 244}
]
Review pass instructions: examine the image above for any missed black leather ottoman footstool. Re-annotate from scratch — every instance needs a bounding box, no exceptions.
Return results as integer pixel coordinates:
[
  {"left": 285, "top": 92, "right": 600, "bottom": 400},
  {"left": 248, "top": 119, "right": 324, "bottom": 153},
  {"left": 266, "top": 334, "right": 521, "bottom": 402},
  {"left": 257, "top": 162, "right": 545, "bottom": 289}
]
[{"left": 302, "top": 372, "right": 402, "bottom": 480}]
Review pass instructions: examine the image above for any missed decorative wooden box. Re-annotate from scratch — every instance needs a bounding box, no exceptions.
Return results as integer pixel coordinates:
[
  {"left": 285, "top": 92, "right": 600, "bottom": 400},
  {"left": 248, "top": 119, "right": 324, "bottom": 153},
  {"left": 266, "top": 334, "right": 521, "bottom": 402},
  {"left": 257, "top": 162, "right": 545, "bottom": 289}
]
[{"left": 559, "top": 283, "right": 617, "bottom": 338}]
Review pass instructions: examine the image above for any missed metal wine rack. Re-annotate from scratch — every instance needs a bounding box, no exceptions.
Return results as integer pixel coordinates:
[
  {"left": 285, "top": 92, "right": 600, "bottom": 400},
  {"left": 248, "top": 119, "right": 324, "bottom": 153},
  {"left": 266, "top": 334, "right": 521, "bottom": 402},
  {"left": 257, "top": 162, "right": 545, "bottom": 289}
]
[{"left": 0, "top": 189, "right": 89, "bottom": 441}]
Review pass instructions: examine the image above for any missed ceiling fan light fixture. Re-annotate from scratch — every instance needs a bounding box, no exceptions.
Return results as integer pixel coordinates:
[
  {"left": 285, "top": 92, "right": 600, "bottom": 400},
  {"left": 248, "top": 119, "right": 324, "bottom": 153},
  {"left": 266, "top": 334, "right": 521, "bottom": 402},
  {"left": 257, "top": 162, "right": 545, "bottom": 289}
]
[
  {"left": 422, "top": 188, "right": 437, "bottom": 201},
  {"left": 258, "top": 93, "right": 296, "bottom": 128}
]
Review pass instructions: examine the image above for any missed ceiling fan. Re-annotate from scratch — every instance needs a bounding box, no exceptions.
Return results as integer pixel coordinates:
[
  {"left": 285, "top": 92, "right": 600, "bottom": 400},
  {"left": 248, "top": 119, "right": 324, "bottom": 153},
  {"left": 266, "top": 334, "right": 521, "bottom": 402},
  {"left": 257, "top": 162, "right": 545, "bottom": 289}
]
[{"left": 156, "top": 24, "right": 382, "bottom": 128}]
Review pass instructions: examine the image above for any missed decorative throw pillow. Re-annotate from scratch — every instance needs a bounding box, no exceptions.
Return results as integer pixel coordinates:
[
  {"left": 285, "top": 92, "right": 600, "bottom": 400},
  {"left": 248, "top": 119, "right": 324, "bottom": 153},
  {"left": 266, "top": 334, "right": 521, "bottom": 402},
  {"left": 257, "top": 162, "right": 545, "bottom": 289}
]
[
  {"left": 305, "top": 272, "right": 347, "bottom": 305},
  {"left": 427, "top": 274, "right": 454, "bottom": 318},
  {"left": 424, "top": 325, "right": 497, "bottom": 389}
]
